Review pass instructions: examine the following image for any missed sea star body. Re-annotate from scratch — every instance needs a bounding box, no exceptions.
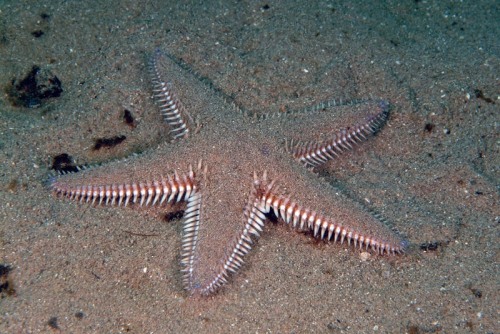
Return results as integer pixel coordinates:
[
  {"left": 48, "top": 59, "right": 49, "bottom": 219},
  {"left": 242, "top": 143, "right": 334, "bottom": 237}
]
[{"left": 51, "top": 52, "right": 405, "bottom": 296}]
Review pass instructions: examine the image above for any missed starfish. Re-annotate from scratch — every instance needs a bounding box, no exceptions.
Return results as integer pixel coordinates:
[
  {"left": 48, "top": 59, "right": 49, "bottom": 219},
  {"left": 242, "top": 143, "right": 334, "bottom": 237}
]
[{"left": 51, "top": 51, "right": 405, "bottom": 297}]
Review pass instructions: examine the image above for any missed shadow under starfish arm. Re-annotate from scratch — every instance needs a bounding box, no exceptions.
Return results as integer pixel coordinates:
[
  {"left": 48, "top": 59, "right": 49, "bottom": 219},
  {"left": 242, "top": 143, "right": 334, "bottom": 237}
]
[{"left": 49, "top": 50, "right": 406, "bottom": 297}]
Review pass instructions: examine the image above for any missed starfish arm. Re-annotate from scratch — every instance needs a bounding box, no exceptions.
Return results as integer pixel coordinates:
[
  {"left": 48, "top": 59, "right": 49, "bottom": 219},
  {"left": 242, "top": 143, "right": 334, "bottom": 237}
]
[
  {"left": 253, "top": 170, "right": 406, "bottom": 255},
  {"left": 189, "top": 186, "right": 266, "bottom": 296},
  {"left": 282, "top": 100, "right": 390, "bottom": 168},
  {"left": 51, "top": 165, "right": 196, "bottom": 207}
]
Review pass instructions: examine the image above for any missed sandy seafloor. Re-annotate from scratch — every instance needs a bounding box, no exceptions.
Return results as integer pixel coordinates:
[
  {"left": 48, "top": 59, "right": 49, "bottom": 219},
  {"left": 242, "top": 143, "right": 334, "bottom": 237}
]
[{"left": 0, "top": 0, "right": 498, "bottom": 333}]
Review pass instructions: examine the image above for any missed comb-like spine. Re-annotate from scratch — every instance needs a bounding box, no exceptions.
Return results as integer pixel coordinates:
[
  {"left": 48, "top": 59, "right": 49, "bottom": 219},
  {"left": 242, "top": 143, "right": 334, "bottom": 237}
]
[
  {"left": 151, "top": 53, "right": 191, "bottom": 139},
  {"left": 181, "top": 190, "right": 202, "bottom": 292},
  {"left": 51, "top": 167, "right": 196, "bottom": 207}
]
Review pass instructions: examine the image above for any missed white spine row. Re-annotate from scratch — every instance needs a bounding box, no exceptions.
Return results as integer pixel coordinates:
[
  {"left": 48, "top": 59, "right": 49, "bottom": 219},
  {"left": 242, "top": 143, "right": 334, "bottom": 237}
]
[
  {"left": 52, "top": 168, "right": 196, "bottom": 207},
  {"left": 151, "top": 55, "right": 190, "bottom": 139},
  {"left": 181, "top": 191, "right": 202, "bottom": 292},
  {"left": 292, "top": 104, "right": 390, "bottom": 167}
]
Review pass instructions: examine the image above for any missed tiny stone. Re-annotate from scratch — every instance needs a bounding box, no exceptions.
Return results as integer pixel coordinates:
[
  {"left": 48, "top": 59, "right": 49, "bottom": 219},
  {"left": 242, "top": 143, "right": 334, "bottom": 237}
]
[{"left": 360, "top": 252, "right": 371, "bottom": 261}]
